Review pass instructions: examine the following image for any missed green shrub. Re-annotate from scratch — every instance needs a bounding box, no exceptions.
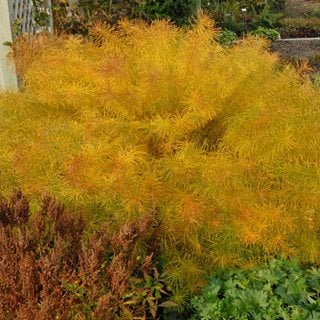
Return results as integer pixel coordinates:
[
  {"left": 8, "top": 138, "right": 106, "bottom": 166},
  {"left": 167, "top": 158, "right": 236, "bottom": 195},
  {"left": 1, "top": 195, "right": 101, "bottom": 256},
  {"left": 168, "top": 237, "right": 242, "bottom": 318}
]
[
  {"left": 3, "top": 17, "right": 320, "bottom": 302},
  {"left": 251, "top": 4, "right": 283, "bottom": 29},
  {"left": 140, "top": 0, "right": 199, "bottom": 26},
  {"left": 190, "top": 258, "right": 320, "bottom": 320},
  {"left": 50, "top": 0, "right": 199, "bottom": 34},
  {"left": 250, "top": 26, "right": 280, "bottom": 41}
]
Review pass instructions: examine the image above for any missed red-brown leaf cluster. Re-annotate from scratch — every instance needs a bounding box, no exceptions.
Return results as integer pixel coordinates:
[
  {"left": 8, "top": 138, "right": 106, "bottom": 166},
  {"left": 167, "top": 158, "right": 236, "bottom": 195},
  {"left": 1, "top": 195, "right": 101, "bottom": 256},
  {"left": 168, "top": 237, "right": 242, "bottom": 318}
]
[{"left": 0, "top": 191, "right": 166, "bottom": 320}]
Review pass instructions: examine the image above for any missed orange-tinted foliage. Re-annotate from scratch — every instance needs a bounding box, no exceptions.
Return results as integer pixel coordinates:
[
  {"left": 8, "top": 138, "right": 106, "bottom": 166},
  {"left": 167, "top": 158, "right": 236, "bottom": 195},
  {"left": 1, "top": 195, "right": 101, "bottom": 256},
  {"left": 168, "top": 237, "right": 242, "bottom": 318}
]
[{"left": 1, "top": 17, "right": 320, "bottom": 300}]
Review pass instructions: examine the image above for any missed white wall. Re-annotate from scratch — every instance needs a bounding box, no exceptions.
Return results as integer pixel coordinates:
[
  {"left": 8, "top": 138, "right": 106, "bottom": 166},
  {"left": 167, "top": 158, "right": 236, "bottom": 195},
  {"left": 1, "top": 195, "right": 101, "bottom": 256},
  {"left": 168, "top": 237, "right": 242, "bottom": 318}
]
[{"left": 0, "top": 0, "right": 18, "bottom": 90}]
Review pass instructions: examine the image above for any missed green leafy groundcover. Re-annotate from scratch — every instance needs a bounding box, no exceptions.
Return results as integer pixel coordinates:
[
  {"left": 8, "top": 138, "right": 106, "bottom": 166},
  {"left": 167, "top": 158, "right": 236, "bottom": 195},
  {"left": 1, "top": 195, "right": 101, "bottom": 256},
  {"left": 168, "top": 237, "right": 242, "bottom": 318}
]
[{"left": 189, "top": 258, "right": 320, "bottom": 320}]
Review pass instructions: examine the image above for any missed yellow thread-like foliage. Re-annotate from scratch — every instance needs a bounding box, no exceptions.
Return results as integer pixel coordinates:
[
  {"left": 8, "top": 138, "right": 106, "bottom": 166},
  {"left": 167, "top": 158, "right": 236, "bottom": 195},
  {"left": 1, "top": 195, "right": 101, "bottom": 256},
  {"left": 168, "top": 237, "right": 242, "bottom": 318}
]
[{"left": 1, "top": 17, "right": 320, "bottom": 299}]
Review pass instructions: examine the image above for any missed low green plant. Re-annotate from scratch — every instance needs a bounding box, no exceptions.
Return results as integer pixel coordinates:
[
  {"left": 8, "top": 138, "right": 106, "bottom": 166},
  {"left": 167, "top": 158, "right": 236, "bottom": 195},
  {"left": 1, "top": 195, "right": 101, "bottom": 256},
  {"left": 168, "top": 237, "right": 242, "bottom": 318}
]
[
  {"left": 190, "top": 258, "right": 320, "bottom": 320},
  {"left": 309, "top": 8, "right": 320, "bottom": 19},
  {"left": 219, "top": 29, "right": 238, "bottom": 45},
  {"left": 250, "top": 26, "right": 280, "bottom": 41},
  {"left": 313, "top": 72, "right": 320, "bottom": 87}
]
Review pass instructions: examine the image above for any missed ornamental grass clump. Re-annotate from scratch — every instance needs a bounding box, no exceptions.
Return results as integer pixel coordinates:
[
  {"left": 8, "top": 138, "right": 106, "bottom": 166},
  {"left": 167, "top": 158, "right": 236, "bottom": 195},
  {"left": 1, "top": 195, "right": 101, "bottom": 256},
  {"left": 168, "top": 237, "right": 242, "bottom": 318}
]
[{"left": 1, "top": 17, "right": 320, "bottom": 301}]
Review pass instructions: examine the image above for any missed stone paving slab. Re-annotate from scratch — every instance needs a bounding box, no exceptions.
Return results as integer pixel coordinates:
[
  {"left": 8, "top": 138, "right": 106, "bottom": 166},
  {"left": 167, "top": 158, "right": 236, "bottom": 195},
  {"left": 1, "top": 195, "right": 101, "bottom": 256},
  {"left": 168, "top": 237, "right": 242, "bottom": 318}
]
[{"left": 271, "top": 37, "right": 320, "bottom": 59}]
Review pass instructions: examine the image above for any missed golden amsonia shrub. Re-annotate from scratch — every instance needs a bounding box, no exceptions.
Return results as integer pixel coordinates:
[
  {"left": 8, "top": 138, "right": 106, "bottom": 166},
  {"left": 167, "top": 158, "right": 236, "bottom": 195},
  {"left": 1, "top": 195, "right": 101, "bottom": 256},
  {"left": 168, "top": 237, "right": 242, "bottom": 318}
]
[{"left": 1, "top": 17, "right": 320, "bottom": 301}]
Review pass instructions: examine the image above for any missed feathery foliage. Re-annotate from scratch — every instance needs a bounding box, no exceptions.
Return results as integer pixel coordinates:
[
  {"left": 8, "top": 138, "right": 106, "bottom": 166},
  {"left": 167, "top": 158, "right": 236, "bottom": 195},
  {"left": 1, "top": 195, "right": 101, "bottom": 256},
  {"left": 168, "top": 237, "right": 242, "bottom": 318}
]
[{"left": 2, "top": 17, "right": 320, "bottom": 300}]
